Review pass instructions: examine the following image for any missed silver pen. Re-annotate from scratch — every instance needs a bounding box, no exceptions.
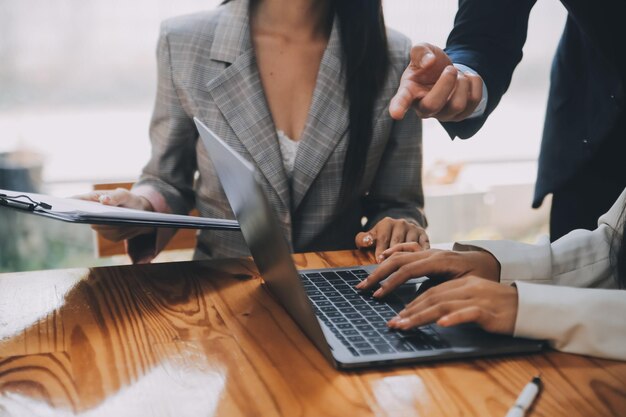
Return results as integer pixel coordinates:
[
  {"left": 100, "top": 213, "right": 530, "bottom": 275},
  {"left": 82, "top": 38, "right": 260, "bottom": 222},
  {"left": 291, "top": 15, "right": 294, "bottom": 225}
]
[{"left": 505, "top": 375, "right": 542, "bottom": 417}]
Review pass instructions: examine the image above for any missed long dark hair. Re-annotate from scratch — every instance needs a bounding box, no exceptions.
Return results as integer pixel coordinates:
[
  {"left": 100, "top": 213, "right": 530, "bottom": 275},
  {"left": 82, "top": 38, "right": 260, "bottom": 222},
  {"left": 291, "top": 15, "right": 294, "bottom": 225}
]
[
  {"left": 333, "top": 0, "right": 389, "bottom": 208},
  {"left": 223, "top": 0, "right": 389, "bottom": 208},
  {"left": 612, "top": 202, "right": 626, "bottom": 289}
]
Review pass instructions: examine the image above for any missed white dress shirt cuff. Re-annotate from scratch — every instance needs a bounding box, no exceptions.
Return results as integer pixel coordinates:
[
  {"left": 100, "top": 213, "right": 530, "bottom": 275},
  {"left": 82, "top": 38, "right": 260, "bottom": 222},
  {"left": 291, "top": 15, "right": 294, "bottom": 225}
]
[
  {"left": 513, "top": 281, "right": 565, "bottom": 340},
  {"left": 452, "top": 63, "right": 488, "bottom": 119},
  {"left": 453, "top": 239, "right": 553, "bottom": 285},
  {"left": 513, "top": 281, "right": 626, "bottom": 360}
]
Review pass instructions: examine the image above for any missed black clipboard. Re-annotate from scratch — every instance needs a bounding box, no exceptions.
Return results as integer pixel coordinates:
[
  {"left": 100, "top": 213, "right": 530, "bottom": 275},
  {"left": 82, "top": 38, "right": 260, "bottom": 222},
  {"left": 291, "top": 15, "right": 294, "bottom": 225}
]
[{"left": 0, "top": 189, "right": 240, "bottom": 230}]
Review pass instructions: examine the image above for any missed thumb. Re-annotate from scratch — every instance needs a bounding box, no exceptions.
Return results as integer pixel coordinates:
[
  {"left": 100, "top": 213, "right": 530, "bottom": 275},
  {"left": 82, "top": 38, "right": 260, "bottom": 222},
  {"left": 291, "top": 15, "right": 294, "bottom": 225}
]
[
  {"left": 99, "top": 188, "right": 130, "bottom": 207},
  {"left": 410, "top": 43, "right": 436, "bottom": 70},
  {"left": 410, "top": 43, "right": 452, "bottom": 85},
  {"left": 355, "top": 231, "right": 376, "bottom": 249}
]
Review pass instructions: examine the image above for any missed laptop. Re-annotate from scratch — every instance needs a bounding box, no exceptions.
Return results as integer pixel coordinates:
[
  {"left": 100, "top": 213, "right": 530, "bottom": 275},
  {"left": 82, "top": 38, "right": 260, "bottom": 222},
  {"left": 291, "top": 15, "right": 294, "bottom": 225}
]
[{"left": 194, "top": 118, "right": 544, "bottom": 369}]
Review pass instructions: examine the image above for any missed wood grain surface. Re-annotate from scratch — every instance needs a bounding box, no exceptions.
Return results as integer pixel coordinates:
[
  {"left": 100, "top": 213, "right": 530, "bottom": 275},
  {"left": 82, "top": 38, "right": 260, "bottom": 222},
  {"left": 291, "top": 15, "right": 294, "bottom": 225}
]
[{"left": 0, "top": 250, "right": 624, "bottom": 417}]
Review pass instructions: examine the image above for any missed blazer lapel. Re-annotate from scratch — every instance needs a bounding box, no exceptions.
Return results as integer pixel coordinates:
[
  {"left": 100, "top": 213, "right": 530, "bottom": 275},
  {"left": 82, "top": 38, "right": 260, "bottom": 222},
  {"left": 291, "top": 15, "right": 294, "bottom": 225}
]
[
  {"left": 291, "top": 20, "right": 349, "bottom": 210},
  {"left": 204, "top": 0, "right": 291, "bottom": 211}
]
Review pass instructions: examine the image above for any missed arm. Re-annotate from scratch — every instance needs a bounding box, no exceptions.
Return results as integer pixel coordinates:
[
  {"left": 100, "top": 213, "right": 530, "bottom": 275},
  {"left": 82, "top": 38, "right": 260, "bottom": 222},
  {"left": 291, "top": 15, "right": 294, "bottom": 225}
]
[
  {"left": 389, "top": 0, "right": 536, "bottom": 137},
  {"left": 128, "top": 21, "right": 199, "bottom": 262},
  {"left": 456, "top": 188, "right": 626, "bottom": 288},
  {"left": 73, "top": 23, "right": 198, "bottom": 263},
  {"left": 514, "top": 283, "right": 626, "bottom": 360},
  {"left": 453, "top": 189, "right": 626, "bottom": 358},
  {"left": 363, "top": 189, "right": 625, "bottom": 291},
  {"left": 442, "top": 0, "right": 537, "bottom": 138},
  {"left": 363, "top": 110, "right": 426, "bottom": 229},
  {"left": 381, "top": 274, "right": 626, "bottom": 360},
  {"left": 355, "top": 37, "right": 429, "bottom": 259},
  {"left": 358, "top": 94, "right": 428, "bottom": 259},
  {"left": 134, "top": 21, "right": 197, "bottom": 216},
  {"left": 365, "top": 38, "right": 426, "bottom": 230}
]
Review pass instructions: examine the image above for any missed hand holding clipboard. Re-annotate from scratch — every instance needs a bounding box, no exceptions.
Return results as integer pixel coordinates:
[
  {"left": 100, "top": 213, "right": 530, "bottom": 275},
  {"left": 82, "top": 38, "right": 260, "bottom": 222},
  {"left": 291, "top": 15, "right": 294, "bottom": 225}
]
[{"left": 0, "top": 188, "right": 239, "bottom": 230}]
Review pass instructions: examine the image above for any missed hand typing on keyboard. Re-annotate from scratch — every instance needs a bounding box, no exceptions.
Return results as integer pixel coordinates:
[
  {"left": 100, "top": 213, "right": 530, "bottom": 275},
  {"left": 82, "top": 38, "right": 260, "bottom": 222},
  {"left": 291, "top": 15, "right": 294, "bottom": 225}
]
[
  {"left": 387, "top": 276, "right": 518, "bottom": 335},
  {"left": 355, "top": 248, "right": 500, "bottom": 298},
  {"left": 351, "top": 248, "right": 516, "bottom": 335},
  {"left": 301, "top": 269, "right": 449, "bottom": 357}
]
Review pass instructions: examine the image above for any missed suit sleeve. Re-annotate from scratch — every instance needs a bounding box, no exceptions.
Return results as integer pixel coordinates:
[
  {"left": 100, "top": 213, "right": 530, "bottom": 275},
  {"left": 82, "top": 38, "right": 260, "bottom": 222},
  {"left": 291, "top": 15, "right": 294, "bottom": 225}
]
[
  {"left": 364, "top": 39, "right": 427, "bottom": 229},
  {"left": 126, "top": 22, "right": 199, "bottom": 262},
  {"left": 442, "top": 0, "right": 537, "bottom": 139},
  {"left": 454, "top": 188, "right": 626, "bottom": 360},
  {"left": 513, "top": 283, "right": 626, "bottom": 360},
  {"left": 134, "top": 22, "right": 198, "bottom": 216}
]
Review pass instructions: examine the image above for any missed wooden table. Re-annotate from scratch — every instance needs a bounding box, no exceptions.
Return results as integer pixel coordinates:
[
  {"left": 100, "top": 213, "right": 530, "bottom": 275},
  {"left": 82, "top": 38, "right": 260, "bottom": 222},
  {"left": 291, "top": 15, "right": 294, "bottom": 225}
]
[{"left": 0, "top": 250, "right": 624, "bottom": 417}]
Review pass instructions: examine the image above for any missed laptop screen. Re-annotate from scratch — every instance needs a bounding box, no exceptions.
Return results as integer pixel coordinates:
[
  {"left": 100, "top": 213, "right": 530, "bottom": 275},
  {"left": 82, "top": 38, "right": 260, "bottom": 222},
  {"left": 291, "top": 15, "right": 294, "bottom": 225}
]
[{"left": 194, "top": 117, "right": 334, "bottom": 362}]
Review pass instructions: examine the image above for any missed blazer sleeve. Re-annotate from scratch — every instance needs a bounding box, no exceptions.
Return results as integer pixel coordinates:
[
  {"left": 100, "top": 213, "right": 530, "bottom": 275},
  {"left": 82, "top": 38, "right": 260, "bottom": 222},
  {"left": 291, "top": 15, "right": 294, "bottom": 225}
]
[
  {"left": 363, "top": 41, "right": 426, "bottom": 229},
  {"left": 134, "top": 21, "right": 198, "bottom": 216},
  {"left": 454, "top": 188, "right": 626, "bottom": 360},
  {"left": 441, "top": 0, "right": 537, "bottom": 139},
  {"left": 513, "top": 283, "right": 626, "bottom": 360},
  {"left": 126, "top": 22, "right": 199, "bottom": 262}
]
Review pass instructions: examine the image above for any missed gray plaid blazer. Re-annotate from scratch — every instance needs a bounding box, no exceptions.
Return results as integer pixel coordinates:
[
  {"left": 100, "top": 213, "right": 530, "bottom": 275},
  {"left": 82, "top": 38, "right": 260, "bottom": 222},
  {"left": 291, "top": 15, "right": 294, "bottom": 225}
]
[{"left": 134, "top": 0, "right": 425, "bottom": 260}]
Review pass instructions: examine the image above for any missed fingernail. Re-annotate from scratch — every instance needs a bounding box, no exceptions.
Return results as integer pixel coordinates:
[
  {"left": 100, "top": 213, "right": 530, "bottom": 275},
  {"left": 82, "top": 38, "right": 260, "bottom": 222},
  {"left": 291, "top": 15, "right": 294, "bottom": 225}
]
[
  {"left": 355, "top": 279, "right": 367, "bottom": 289},
  {"left": 390, "top": 315, "right": 401, "bottom": 322},
  {"left": 397, "top": 318, "right": 409, "bottom": 327},
  {"left": 420, "top": 52, "right": 435, "bottom": 67},
  {"left": 377, "top": 255, "right": 385, "bottom": 263},
  {"left": 373, "top": 288, "right": 383, "bottom": 298},
  {"left": 99, "top": 195, "right": 110, "bottom": 204},
  {"left": 390, "top": 103, "right": 408, "bottom": 120},
  {"left": 363, "top": 234, "right": 374, "bottom": 247}
]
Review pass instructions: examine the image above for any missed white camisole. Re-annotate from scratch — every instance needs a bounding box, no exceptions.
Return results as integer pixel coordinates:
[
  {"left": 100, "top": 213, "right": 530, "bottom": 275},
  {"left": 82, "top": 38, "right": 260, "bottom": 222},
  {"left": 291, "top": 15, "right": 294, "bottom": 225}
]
[{"left": 277, "top": 130, "right": 300, "bottom": 179}]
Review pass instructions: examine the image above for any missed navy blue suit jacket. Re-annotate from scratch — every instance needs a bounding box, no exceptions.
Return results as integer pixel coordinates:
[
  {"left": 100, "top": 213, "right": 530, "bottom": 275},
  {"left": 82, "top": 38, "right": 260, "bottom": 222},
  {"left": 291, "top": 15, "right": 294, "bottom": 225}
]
[{"left": 443, "top": 0, "right": 626, "bottom": 207}]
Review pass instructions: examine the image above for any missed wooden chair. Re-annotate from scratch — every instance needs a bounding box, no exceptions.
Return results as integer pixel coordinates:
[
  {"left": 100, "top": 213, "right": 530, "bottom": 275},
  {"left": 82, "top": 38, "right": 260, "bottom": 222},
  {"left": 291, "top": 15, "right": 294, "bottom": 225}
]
[{"left": 93, "top": 182, "right": 198, "bottom": 257}]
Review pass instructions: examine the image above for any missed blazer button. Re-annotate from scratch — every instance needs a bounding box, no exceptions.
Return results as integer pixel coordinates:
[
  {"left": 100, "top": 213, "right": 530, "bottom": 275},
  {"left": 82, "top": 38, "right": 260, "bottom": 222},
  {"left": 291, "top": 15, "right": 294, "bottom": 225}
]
[{"left": 582, "top": 139, "right": 589, "bottom": 144}]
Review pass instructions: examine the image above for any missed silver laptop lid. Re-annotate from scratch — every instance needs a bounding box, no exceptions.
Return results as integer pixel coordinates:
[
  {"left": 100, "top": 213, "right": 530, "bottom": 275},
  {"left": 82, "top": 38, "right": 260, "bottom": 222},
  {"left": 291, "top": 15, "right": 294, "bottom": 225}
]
[{"left": 194, "top": 118, "right": 335, "bottom": 362}]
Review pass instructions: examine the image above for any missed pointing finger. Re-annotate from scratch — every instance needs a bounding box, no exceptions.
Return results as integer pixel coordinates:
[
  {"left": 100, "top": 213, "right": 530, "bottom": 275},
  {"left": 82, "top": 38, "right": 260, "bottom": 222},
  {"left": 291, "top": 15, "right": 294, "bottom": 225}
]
[{"left": 389, "top": 78, "right": 428, "bottom": 120}]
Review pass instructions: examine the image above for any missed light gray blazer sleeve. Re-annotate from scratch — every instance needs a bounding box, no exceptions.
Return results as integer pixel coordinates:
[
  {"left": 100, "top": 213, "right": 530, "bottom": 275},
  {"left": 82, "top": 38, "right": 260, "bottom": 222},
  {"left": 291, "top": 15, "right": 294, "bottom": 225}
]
[
  {"left": 133, "top": 22, "right": 198, "bottom": 217},
  {"left": 454, "top": 188, "right": 626, "bottom": 360},
  {"left": 364, "top": 37, "right": 426, "bottom": 228}
]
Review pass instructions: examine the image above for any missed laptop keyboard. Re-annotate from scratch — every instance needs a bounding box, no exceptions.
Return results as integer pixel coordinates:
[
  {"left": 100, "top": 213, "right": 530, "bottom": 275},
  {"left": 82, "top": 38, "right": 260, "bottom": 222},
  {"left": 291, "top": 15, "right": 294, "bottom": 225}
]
[{"left": 300, "top": 269, "right": 450, "bottom": 357}]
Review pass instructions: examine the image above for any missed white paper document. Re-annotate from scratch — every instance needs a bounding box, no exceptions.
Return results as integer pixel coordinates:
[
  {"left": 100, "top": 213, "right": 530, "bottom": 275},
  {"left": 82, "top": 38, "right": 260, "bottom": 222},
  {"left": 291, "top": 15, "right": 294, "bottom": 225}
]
[{"left": 0, "top": 188, "right": 239, "bottom": 230}]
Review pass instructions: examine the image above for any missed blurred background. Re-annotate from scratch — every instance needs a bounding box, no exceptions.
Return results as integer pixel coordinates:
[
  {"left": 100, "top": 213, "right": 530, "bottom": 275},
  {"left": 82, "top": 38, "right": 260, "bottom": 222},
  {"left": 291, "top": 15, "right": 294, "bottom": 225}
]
[{"left": 0, "top": 0, "right": 567, "bottom": 272}]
